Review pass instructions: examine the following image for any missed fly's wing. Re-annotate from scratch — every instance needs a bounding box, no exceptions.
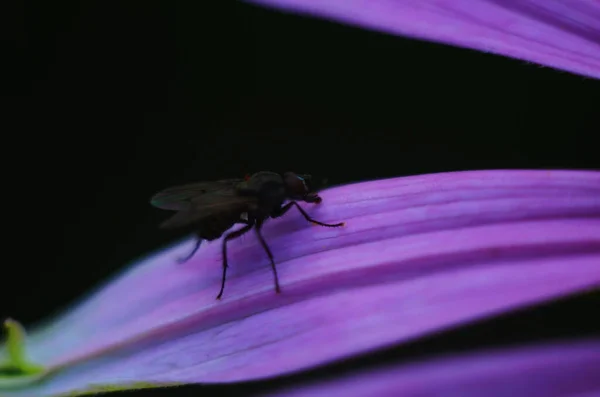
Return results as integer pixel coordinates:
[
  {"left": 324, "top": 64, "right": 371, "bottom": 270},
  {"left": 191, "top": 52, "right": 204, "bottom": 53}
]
[
  {"left": 158, "top": 188, "right": 256, "bottom": 230},
  {"left": 150, "top": 179, "right": 243, "bottom": 211}
]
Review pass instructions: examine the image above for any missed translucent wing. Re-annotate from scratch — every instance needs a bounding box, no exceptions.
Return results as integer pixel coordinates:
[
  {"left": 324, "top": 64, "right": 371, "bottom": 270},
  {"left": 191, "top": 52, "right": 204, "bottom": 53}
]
[
  {"left": 157, "top": 188, "right": 256, "bottom": 230},
  {"left": 150, "top": 179, "right": 243, "bottom": 210}
]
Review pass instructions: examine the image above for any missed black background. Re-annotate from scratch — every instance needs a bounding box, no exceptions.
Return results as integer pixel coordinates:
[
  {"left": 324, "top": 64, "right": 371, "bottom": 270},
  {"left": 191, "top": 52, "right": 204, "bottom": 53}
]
[{"left": 2, "top": 1, "right": 599, "bottom": 396}]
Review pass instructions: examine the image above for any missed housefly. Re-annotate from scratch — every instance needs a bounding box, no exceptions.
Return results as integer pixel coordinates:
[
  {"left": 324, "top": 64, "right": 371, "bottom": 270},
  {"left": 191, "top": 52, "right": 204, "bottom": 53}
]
[{"left": 150, "top": 171, "right": 345, "bottom": 299}]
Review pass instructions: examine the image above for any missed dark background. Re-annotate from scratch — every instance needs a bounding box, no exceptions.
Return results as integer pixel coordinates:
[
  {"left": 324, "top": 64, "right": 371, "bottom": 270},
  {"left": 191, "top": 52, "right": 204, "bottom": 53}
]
[{"left": 1, "top": 1, "right": 598, "bottom": 396}]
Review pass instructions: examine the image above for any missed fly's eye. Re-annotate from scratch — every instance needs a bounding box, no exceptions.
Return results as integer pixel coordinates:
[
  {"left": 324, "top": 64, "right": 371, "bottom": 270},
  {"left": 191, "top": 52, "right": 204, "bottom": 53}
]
[
  {"left": 298, "top": 174, "right": 316, "bottom": 193},
  {"left": 296, "top": 175, "right": 309, "bottom": 193},
  {"left": 284, "top": 172, "right": 310, "bottom": 196}
]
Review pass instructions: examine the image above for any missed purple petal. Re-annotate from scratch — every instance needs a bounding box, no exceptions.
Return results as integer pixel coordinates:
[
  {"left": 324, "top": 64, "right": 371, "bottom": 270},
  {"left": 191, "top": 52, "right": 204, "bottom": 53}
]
[
  {"left": 264, "top": 341, "right": 600, "bottom": 397},
  {"left": 245, "top": 0, "right": 600, "bottom": 80},
  {"left": 1, "top": 170, "right": 599, "bottom": 396}
]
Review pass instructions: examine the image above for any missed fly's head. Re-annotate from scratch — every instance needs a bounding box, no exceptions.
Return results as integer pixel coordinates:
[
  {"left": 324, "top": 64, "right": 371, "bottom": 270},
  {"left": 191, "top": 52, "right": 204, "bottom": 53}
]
[{"left": 283, "top": 172, "right": 322, "bottom": 203}]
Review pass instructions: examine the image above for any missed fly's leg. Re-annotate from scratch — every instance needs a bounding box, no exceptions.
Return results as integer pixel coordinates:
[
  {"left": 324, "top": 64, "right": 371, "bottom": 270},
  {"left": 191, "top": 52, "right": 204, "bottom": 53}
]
[
  {"left": 254, "top": 218, "right": 281, "bottom": 294},
  {"left": 217, "top": 222, "right": 253, "bottom": 300},
  {"left": 273, "top": 201, "right": 345, "bottom": 227},
  {"left": 177, "top": 238, "right": 202, "bottom": 264}
]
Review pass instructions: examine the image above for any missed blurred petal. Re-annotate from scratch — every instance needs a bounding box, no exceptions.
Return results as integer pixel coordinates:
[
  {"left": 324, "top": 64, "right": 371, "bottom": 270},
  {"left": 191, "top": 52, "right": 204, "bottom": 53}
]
[
  {"left": 264, "top": 340, "right": 600, "bottom": 397},
  {"left": 245, "top": 0, "right": 600, "bottom": 80},
  {"left": 1, "top": 170, "right": 599, "bottom": 396}
]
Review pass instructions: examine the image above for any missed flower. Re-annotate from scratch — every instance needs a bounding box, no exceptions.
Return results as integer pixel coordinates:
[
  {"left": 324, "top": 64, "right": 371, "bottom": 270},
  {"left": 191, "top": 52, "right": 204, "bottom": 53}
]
[
  {"left": 245, "top": 0, "right": 600, "bottom": 80},
  {"left": 1, "top": 169, "right": 599, "bottom": 396},
  {"left": 262, "top": 341, "right": 600, "bottom": 397}
]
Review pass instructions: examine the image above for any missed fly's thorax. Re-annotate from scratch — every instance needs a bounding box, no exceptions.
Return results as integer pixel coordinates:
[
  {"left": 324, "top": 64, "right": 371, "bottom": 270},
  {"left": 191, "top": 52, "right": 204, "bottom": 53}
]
[
  {"left": 251, "top": 180, "right": 284, "bottom": 217},
  {"left": 236, "top": 172, "right": 281, "bottom": 197},
  {"left": 245, "top": 172, "right": 282, "bottom": 190}
]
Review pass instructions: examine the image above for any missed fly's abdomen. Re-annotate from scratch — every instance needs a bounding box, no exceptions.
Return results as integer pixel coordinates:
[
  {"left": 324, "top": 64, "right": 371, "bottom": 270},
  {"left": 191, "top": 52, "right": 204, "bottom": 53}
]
[{"left": 198, "top": 213, "right": 239, "bottom": 240}]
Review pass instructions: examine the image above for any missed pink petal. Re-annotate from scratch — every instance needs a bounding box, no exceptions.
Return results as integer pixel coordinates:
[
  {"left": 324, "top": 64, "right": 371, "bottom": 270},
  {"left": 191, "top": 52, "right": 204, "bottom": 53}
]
[
  {"left": 1, "top": 170, "right": 599, "bottom": 396},
  {"left": 245, "top": 0, "right": 600, "bottom": 80},
  {"left": 264, "top": 341, "right": 600, "bottom": 397}
]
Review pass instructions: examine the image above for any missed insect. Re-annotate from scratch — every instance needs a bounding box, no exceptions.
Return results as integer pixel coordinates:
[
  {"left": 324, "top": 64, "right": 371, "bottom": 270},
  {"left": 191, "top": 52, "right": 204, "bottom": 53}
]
[{"left": 150, "top": 171, "right": 345, "bottom": 299}]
